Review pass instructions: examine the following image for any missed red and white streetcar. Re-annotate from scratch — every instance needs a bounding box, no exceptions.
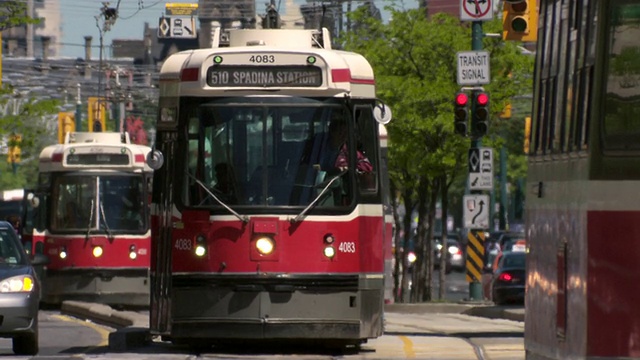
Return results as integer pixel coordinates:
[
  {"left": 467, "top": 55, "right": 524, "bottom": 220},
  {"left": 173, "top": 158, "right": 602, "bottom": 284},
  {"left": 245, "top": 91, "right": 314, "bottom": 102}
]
[
  {"left": 31, "top": 131, "right": 153, "bottom": 306},
  {"left": 148, "top": 27, "right": 393, "bottom": 347}
]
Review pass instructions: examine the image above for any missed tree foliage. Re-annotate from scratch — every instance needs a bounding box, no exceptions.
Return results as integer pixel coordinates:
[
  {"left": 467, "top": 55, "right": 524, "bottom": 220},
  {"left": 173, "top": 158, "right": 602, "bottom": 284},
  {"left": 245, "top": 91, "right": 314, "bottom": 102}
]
[
  {"left": 0, "top": 84, "right": 60, "bottom": 189},
  {"left": 0, "top": 0, "right": 41, "bottom": 32},
  {"left": 342, "top": 4, "right": 534, "bottom": 302}
]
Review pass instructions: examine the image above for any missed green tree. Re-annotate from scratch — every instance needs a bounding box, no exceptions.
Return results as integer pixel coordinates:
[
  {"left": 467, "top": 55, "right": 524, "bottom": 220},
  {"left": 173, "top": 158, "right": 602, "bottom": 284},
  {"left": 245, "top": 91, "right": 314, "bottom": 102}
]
[
  {"left": 343, "top": 5, "right": 533, "bottom": 302},
  {"left": 0, "top": 85, "right": 60, "bottom": 189},
  {"left": 0, "top": 1, "right": 41, "bottom": 31}
]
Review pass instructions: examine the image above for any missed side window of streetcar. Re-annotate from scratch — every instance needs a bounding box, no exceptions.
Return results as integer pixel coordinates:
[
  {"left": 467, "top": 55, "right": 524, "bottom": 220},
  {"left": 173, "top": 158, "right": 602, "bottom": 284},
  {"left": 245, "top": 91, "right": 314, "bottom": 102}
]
[{"left": 354, "top": 106, "right": 378, "bottom": 192}]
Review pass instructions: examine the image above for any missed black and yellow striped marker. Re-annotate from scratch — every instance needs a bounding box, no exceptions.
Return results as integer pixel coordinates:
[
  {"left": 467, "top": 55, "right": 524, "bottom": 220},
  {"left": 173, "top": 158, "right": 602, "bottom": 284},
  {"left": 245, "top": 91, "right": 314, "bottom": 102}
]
[{"left": 466, "top": 230, "right": 485, "bottom": 282}]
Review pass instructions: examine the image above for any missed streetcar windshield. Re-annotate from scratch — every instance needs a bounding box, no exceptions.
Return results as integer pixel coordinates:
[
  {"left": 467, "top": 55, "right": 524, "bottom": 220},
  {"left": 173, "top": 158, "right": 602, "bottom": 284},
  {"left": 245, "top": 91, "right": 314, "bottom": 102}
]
[
  {"left": 50, "top": 174, "right": 148, "bottom": 233},
  {"left": 182, "top": 96, "right": 373, "bottom": 208}
]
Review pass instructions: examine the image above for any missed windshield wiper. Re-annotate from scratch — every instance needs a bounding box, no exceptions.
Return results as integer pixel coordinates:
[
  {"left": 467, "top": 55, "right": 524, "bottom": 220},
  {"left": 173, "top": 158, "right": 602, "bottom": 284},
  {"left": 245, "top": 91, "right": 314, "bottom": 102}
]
[
  {"left": 99, "top": 202, "right": 113, "bottom": 240},
  {"left": 186, "top": 172, "right": 248, "bottom": 223},
  {"left": 290, "top": 170, "right": 347, "bottom": 224},
  {"left": 85, "top": 199, "right": 95, "bottom": 239}
]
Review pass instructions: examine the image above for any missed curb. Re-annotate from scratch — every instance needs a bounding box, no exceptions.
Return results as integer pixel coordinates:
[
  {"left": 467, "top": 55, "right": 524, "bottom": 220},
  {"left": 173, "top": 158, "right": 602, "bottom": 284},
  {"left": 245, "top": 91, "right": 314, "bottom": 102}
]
[
  {"left": 61, "top": 300, "right": 150, "bottom": 351},
  {"left": 61, "top": 300, "right": 524, "bottom": 351}
]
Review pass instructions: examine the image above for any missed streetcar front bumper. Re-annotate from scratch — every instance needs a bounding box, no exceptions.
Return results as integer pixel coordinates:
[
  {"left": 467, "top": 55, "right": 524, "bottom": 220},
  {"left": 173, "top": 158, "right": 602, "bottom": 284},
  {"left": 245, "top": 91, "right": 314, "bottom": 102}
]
[{"left": 166, "top": 274, "right": 384, "bottom": 343}]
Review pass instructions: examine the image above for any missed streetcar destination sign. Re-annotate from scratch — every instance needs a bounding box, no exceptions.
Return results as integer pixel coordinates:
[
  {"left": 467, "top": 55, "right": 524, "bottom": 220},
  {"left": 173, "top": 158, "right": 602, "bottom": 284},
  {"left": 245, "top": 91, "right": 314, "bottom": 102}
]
[
  {"left": 66, "top": 153, "right": 130, "bottom": 166},
  {"left": 207, "top": 66, "right": 323, "bottom": 87},
  {"left": 457, "top": 51, "right": 490, "bottom": 86}
]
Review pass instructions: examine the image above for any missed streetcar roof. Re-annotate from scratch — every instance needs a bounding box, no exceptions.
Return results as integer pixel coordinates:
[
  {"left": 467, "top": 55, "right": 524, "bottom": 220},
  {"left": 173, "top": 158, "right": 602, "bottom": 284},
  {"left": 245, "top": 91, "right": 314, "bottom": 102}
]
[
  {"left": 159, "top": 28, "right": 376, "bottom": 99},
  {"left": 38, "top": 132, "right": 153, "bottom": 173}
]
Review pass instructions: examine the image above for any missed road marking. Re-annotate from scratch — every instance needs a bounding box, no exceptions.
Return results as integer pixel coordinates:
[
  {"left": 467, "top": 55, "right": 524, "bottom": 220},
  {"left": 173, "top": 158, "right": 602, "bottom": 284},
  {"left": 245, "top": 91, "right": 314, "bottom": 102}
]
[
  {"left": 53, "top": 314, "right": 110, "bottom": 347},
  {"left": 399, "top": 335, "right": 416, "bottom": 358}
]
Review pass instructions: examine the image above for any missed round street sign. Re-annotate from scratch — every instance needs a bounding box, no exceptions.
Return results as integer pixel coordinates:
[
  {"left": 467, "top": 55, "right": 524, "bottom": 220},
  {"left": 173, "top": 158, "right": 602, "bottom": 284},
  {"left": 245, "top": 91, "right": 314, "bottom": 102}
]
[{"left": 461, "top": 0, "right": 494, "bottom": 22}]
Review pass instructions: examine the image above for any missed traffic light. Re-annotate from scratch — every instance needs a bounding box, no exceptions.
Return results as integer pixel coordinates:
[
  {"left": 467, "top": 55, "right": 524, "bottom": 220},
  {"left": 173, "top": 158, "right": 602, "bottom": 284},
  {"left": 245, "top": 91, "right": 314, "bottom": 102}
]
[
  {"left": 503, "top": 0, "right": 538, "bottom": 42},
  {"left": 7, "top": 134, "right": 22, "bottom": 164},
  {"left": 58, "top": 112, "right": 76, "bottom": 144},
  {"left": 454, "top": 92, "right": 469, "bottom": 136},
  {"left": 472, "top": 92, "right": 490, "bottom": 137},
  {"left": 88, "top": 97, "right": 106, "bottom": 132}
]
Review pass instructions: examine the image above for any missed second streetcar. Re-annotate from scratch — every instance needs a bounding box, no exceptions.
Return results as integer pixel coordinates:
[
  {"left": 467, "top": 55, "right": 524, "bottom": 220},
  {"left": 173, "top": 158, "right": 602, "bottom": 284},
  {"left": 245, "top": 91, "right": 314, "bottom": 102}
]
[{"left": 31, "top": 131, "right": 153, "bottom": 306}]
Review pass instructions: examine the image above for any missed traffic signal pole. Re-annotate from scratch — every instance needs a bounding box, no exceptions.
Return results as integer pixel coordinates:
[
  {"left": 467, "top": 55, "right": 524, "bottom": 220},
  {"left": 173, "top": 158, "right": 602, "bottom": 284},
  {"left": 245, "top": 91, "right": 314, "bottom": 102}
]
[{"left": 468, "top": 20, "right": 484, "bottom": 302}]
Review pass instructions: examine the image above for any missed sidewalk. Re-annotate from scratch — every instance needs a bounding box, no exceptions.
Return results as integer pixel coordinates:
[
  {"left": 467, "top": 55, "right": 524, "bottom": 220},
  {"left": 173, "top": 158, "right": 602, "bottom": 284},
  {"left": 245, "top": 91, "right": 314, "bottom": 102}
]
[
  {"left": 384, "top": 302, "right": 525, "bottom": 322},
  {"left": 60, "top": 300, "right": 524, "bottom": 351}
]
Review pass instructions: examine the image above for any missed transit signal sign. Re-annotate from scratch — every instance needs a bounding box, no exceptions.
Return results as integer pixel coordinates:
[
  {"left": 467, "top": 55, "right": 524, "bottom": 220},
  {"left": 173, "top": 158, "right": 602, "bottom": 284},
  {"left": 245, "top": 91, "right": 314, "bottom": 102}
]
[{"left": 457, "top": 51, "right": 490, "bottom": 86}]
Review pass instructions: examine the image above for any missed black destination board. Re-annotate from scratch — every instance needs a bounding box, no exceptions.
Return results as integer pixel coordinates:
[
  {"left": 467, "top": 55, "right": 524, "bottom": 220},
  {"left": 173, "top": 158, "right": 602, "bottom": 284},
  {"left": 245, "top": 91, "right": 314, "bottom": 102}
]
[
  {"left": 66, "top": 153, "right": 130, "bottom": 165},
  {"left": 207, "top": 66, "right": 323, "bottom": 87}
]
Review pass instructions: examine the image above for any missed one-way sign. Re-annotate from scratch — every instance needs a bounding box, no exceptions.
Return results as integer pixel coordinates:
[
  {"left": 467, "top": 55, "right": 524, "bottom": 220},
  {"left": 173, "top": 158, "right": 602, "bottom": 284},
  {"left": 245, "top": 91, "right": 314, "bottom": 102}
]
[{"left": 468, "top": 147, "right": 493, "bottom": 191}]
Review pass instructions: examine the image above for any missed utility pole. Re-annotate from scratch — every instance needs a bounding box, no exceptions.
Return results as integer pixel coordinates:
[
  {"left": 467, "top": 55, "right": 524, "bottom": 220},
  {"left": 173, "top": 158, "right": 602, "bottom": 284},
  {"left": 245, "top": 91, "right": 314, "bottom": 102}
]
[
  {"left": 95, "top": 2, "right": 118, "bottom": 129},
  {"left": 75, "top": 83, "right": 82, "bottom": 132},
  {"left": 468, "top": 20, "right": 485, "bottom": 302},
  {"left": 456, "top": 1, "right": 493, "bottom": 302}
]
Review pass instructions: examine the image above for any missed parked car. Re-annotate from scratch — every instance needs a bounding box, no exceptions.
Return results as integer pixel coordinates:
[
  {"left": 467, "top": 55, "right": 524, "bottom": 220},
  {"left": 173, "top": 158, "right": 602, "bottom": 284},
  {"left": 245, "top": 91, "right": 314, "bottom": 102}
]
[
  {"left": 0, "top": 220, "right": 48, "bottom": 355},
  {"left": 497, "top": 232, "right": 526, "bottom": 252},
  {"left": 490, "top": 251, "right": 526, "bottom": 305}
]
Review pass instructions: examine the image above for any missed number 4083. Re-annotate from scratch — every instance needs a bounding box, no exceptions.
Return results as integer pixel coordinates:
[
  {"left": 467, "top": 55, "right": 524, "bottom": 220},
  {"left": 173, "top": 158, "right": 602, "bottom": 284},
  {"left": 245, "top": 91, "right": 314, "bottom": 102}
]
[{"left": 338, "top": 242, "right": 356, "bottom": 253}]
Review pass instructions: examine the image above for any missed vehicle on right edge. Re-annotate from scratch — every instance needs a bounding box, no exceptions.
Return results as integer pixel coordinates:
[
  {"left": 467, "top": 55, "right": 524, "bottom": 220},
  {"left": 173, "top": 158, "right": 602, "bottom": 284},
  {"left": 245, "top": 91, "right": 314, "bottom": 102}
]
[{"left": 525, "top": 0, "right": 640, "bottom": 358}]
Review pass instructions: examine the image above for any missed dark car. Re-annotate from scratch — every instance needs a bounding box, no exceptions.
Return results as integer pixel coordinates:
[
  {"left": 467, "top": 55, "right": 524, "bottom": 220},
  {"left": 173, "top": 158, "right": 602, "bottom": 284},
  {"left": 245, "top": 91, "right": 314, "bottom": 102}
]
[
  {"left": 0, "top": 221, "right": 48, "bottom": 355},
  {"left": 491, "top": 251, "right": 526, "bottom": 305}
]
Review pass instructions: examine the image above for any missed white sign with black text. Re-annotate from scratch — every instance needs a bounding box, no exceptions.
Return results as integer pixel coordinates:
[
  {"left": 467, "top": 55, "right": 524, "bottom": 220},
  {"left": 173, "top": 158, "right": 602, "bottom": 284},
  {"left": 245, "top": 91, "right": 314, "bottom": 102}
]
[{"left": 457, "top": 51, "right": 490, "bottom": 86}]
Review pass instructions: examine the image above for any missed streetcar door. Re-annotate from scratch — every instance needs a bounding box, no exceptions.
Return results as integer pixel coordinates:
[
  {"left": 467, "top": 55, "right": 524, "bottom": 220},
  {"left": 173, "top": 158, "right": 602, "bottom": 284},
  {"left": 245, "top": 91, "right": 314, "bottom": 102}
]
[{"left": 149, "top": 133, "right": 177, "bottom": 335}]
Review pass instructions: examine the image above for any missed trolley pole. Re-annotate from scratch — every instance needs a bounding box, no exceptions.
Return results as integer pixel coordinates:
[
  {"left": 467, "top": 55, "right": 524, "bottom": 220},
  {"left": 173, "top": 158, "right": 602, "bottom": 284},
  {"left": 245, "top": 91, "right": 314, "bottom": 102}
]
[
  {"left": 75, "top": 83, "right": 82, "bottom": 132},
  {"left": 468, "top": 20, "right": 484, "bottom": 301}
]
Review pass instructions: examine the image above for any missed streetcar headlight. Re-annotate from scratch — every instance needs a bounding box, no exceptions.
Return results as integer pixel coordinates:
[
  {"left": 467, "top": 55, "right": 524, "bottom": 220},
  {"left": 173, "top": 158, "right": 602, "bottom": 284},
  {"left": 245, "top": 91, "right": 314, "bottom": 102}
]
[
  {"left": 255, "top": 236, "right": 275, "bottom": 255},
  {"left": 129, "top": 245, "right": 137, "bottom": 260},
  {"left": 195, "top": 234, "right": 207, "bottom": 257},
  {"left": 323, "top": 246, "right": 336, "bottom": 259},
  {"left": 59, "top": 246, "right": 67, "bottom": 259},
  {"left": 0, "top": 275, "right": 34, "bottom": 292},
  {"left": 92, "top": 246, "right": 103, "bottom": 258},
  {"left": 324, "top": 233, "right": 335, "bottom": 244}
]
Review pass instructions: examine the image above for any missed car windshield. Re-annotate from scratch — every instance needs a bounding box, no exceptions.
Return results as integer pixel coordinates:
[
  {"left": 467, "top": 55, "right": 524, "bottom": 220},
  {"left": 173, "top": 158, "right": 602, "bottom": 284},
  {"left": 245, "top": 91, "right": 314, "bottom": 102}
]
[
  {"left": 0, "top": 228, "right": 26, "bottom": 265},
  {"left": 501, "top": 252, "right": 526, "bottom": 269}
]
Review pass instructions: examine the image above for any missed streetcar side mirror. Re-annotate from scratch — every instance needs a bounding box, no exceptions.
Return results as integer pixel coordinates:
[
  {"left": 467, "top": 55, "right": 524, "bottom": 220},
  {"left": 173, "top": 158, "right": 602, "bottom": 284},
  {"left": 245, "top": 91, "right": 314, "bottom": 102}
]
[
  {"left": 147, "top": 150, "right": 164, "bottom": 170},
  {"left": 373, "top": 103, "right": 392, "bottom": 124},
  {"left": 27, "top": 193, "right": 40, "bottom": 208}
]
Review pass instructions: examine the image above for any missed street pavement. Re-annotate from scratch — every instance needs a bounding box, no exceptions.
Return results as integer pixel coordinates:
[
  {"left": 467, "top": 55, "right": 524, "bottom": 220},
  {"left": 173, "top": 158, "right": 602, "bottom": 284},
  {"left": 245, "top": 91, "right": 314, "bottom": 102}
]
[{"left": 60, "top": 301, "right": 525, "bottom": 352}]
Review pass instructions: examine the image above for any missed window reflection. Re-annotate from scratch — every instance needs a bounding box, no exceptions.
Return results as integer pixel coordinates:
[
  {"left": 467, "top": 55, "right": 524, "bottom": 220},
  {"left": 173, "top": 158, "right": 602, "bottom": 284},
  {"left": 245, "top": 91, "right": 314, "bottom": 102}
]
[
  {"left": 603, "top": 2, "right": 640, "bottom": 150},
  {"left": 183, "top": 97, "right": 378, "bottom": 208},
  {"left": 51, "top": 175, "right": 147, "bottom": 233}
]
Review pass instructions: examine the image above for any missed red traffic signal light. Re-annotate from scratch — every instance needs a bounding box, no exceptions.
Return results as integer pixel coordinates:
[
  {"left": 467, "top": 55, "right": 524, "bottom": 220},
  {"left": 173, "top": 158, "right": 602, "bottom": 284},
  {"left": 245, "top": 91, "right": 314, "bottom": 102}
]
[
  {"left": 476, "top": 92, "right": 489, "bottom": 107},
  {"left": 454, "top": 92, "right": 469, "bottom": 136},
  {"left": 455, "top": 92, "right": 469, "bottom": 107},
  {"left": 472, "top": 92, "right": 490, "bottom": 137}
]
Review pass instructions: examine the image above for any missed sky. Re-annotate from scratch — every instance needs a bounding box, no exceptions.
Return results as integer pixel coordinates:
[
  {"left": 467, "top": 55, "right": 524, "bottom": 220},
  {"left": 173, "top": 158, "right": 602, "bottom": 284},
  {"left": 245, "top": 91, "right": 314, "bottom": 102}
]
[{"left": 59, "top": 0, "right": 419, "bottom": 59}]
